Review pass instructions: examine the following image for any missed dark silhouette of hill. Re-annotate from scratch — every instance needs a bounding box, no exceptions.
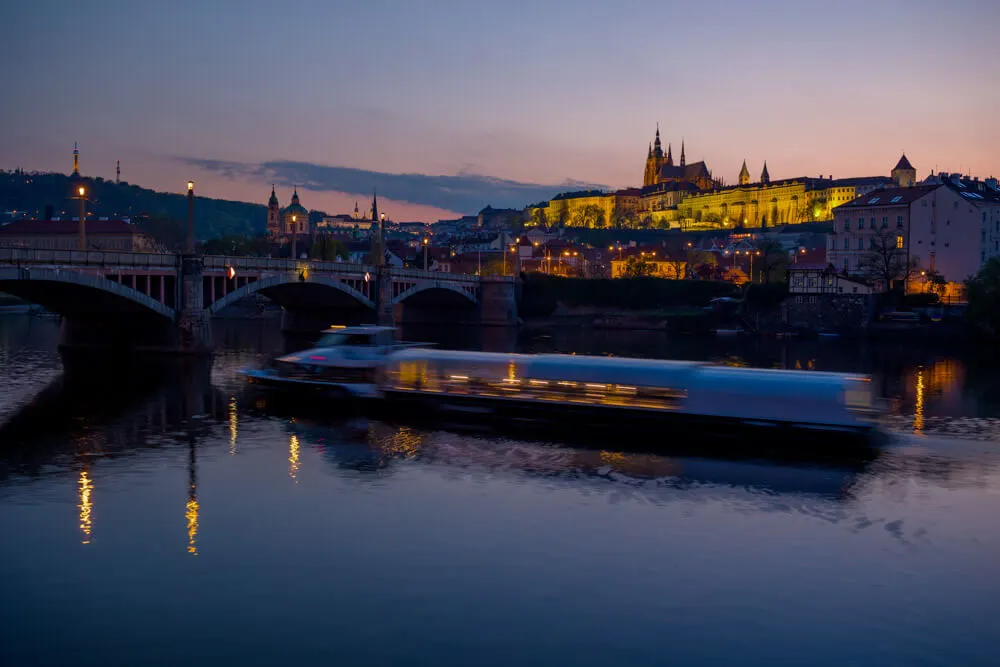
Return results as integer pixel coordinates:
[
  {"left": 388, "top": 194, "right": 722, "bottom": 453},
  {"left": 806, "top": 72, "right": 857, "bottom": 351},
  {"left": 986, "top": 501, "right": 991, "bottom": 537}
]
[{"left": 0, "top": 170, "right": 272, "bottom": 244}]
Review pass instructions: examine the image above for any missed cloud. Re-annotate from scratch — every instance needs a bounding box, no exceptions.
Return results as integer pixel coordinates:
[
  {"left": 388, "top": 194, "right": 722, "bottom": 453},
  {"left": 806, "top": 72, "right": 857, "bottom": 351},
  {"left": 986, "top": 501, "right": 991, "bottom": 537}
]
[{"left": 178, "top": 157, "right": 606, "bottom": 214}]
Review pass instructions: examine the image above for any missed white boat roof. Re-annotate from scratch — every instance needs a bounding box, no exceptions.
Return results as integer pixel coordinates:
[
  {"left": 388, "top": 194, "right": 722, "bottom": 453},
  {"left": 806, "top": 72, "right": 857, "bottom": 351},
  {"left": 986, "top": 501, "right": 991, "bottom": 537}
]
[
  {"left": 322, "top": 325, "right": 395, "bottom": 335},
  {"left": 387, "top": 349, "right": 870, "bottom": 387}
]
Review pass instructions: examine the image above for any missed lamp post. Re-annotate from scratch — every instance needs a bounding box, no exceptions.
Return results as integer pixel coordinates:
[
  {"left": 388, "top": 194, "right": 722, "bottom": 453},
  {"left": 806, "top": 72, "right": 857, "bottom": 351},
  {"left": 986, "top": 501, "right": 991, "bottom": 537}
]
[
  {"left": 77, "top": 186, "right": 86, "bottom": 251},
  {"left": 422, "top": 236, "right": 429, "bottom": 271},
  {"left": 291, "top": 214, "right": 297, "bottom": 261},
  {"left": 186, "top": 181, "right": 195, "bottom": 253}
]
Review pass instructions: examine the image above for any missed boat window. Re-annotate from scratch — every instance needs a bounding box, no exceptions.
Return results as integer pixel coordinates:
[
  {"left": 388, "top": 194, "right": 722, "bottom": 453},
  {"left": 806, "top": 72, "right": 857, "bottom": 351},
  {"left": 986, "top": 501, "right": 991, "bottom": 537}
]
[{"left": 316, "top": 332, "right": 374, "bottom": 347}]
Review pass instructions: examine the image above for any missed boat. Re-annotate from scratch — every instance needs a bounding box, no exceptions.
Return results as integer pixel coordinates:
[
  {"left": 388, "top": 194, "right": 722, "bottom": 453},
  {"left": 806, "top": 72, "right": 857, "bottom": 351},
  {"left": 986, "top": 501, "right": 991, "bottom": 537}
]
[
  {"left": 242, "top": 325, "right": 430, "bottom": 399},
  {"left": 380, "top": 349, "right": 882, "bottom": 444}
]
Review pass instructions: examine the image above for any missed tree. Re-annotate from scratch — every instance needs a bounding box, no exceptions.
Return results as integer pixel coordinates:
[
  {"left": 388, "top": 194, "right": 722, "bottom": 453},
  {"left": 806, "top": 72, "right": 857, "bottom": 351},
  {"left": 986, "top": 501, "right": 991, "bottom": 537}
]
[
  {"left": 754, "top": 240, "right": 788, "bottom": 284},
  {"left": 309, "top": 236, "right": 348, "bottom": 261},
  {"left": 529, "top": 207, "right": 547, "bottom": 228},
  {"left": 619, "top": 255, "right": 655, "bottom": 278},
  {"left": 966, "top": 258, "right": 1000, "bottom": 337},
  {"left": 688, "top": 250, "right": 718, "bottom": 280},
  {"left": 858, "top": 227, "right": 911, "bottom": 291}
]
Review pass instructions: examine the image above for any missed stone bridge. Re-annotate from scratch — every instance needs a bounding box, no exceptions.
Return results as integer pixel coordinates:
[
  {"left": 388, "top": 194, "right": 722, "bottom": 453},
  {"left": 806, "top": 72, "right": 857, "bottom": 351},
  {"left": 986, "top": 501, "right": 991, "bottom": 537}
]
[{"left": 0, "top": 249, "right": 517, "bottom": 352}]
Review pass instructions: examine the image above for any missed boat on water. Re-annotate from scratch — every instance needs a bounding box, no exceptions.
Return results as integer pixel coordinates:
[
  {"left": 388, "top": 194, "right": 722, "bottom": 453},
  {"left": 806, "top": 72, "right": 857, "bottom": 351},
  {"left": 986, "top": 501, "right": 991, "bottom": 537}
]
[
  {"left": 242, "top": 325, "right": 431, "bottom": 399},
  {"left": 380, "top": 349, "right": 881, "bottom": 441},
  {"left": 244, "top": 340, "right": 883, "bottom": 445}
]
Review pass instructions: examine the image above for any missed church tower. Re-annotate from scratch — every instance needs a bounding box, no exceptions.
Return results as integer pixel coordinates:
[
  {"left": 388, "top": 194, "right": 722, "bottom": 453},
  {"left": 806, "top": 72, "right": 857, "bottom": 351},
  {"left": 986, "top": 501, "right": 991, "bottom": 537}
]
[
  {"left": 643, "top": 125, "right": 667, "bottom": 187},
  {"left": 72, "top": 142, "right": 80, "bottom": 176},
  {"left": 738, "top": 160, "right": 751, "bottom": 186},
  {"left": 891, "top": 153, "right": 916, "bottom": 187},
  {"left": 666, "top": 143, "right": 674, "bottom": 167},
  {"left": 680, "top": 140, "right": 686, "bottom": 168},
  {"left": 266, "top": 185, "right": 281, "bottom": 237},
  {"left": 760, "top": 161, "right": 770, "bottom": 185}
]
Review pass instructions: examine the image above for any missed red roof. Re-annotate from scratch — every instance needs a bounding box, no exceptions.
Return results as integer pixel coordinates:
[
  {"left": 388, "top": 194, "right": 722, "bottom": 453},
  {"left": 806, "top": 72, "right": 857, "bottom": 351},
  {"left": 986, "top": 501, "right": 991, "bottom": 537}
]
[{"left": 0, "top": 219, "right": 138, "bottom": 235}]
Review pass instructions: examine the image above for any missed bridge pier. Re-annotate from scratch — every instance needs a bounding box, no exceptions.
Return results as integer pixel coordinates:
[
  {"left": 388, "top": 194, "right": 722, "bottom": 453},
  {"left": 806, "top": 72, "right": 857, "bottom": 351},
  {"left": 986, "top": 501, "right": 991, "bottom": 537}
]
[
  {"left": 375, "top": 268, "right": 395, "bottom": 327},
  {"left": 176, "top": 255, "right": 213, "bottom": 353},
  {"left": 478, "top": 278, "right": 518, "bottom": 326}
]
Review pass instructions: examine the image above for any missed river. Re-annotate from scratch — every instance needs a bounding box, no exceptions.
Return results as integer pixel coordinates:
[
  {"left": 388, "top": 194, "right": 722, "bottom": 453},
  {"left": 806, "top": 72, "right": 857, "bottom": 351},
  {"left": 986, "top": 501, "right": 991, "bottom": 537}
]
[{"left": 1, "top": 314, "right": 998, "bottom": 666}]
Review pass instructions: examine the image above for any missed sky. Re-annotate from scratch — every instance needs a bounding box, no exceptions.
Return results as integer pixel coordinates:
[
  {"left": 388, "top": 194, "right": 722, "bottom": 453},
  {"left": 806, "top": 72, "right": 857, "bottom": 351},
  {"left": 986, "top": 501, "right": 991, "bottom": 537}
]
[{"left": 2, "top": 0, "right": 998, "bottom": 221}]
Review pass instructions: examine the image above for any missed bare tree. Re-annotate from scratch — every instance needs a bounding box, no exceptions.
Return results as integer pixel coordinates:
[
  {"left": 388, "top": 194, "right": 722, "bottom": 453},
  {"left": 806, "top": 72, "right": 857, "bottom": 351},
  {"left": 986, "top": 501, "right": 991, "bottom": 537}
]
[{"left": 858, "top": 227, "right": 911, "bottom": 291}]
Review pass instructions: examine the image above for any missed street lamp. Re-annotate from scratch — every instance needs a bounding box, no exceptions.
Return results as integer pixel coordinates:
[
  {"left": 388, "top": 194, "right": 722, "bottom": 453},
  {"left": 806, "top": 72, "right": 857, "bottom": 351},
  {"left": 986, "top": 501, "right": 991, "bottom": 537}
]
[
  {"left": 291, "top": 214, "right": 297, "bottom": 261},
  {"left": 77, "top": 186, "right": 86, "bottom": 251},
  {"left": 186, "top": 180, "right": 195, "bottom": 254},
  {"left": 422, "top": 236, "right": 429, "bottom": 270}
]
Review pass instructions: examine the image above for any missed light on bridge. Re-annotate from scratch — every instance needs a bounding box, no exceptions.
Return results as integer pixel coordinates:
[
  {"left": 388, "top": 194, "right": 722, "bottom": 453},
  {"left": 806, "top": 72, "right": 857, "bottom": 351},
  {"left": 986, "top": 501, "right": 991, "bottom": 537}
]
[{"left": 226, "top": 265, "right": 236, "bottom": 280}]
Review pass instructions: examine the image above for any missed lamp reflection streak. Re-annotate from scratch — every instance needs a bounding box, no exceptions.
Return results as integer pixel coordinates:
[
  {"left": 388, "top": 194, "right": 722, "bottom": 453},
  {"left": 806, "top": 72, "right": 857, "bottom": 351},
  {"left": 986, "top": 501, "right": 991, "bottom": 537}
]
[
  {"left": 289, "top": 434, "right": 301, "bottom": 481},
  {"left": 914, "top": 369, "right": 925, "bottom": 434},
  {"left": 228, "top": 396, "right": 238, "bottom": 455},
  {"left": 78, "top": 470, "right": 93, "bottom": 545},
  {"left": 185, "top": 492, "right": 199, "bottom": 556}
]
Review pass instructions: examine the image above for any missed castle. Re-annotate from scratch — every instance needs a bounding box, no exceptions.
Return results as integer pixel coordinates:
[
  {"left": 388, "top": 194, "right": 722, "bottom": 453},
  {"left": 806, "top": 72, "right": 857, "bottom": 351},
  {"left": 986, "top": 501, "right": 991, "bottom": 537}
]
[
  {"left": 527, "top": 125, "right": 913, "bottom": 230},
  {"left": 266, "top": 185, "right": 310, "bottom": 243}
]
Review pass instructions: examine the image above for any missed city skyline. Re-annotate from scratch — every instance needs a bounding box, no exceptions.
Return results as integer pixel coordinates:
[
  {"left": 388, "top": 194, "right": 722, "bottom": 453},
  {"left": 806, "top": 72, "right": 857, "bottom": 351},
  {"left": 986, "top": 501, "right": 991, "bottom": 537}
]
[{"left": 1, "top": 0, "right": 997, "bottom": 221}]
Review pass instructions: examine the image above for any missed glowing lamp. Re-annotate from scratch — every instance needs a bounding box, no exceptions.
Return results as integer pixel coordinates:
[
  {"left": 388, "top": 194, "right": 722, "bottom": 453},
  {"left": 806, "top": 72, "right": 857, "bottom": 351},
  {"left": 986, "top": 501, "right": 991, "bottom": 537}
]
[
  {"left": 187, "top": 181, "right": 194, "bottom": 192},
  {"left": 78, "top": 187, "right": 85, "bottom": 196}
]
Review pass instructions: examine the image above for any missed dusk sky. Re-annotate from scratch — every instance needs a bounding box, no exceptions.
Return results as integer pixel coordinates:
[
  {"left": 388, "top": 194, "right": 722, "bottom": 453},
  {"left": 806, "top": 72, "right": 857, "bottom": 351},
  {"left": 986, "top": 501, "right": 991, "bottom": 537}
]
[{"left": 2, "top": 0, "right": 997, "bottom": 221}]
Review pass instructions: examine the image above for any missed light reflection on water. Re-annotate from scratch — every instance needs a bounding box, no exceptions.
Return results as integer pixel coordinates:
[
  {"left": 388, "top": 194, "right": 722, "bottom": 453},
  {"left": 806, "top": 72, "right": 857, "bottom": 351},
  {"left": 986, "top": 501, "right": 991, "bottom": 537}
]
[{"left": 0, "top": 316, "right": 998, "bottom": 666}]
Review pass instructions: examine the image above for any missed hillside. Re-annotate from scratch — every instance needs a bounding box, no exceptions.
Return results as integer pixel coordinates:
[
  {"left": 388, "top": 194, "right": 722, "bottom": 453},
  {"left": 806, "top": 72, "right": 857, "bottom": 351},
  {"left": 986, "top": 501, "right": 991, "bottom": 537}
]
[{"left": 0, "top": 170, "right": 286, "bottom": 242}]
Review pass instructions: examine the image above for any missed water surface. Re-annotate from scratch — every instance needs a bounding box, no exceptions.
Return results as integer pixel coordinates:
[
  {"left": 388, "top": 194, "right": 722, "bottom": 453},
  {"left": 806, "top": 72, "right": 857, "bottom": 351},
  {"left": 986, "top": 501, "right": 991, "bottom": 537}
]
[{"left": 1, "top": 316, "right": 998, "bottom": 666}]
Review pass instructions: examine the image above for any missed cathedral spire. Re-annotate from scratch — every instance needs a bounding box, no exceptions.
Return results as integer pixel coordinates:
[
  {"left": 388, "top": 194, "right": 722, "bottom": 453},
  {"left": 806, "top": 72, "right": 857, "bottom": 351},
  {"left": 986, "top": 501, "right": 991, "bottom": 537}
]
[
  {"left": 666, "top": 143, "right": 673, "bottom": 167},
  {"left": 760, "top": 161, "right": 770, "bottom": 184},
  {"left": 371, "top": 189, "right": 379, "bottom": 222},
  {"left": 652, "top": 124, "right": 663, "bottom": 158},
  {"left": 680, "top": 140, "right": 686, "bottom": 168},
  {"left": 268, "top": 184, "right": 279, "bottom": 206},
  {"left": 72, "top": 142, "right": 80, "bottom": 176},
  {"left": 738, "top": 160, "right": 750, "bottom": 186},
  {"left": 648, "top": 142, "right": 652, "bottom": 159}
]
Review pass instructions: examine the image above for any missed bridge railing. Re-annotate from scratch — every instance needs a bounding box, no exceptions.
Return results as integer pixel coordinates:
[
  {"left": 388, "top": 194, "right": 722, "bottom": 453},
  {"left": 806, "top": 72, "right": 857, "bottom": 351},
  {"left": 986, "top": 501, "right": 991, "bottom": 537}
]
[
  {"left": 0, "top": 248, "right": 178, "bottom": 268},
  {"left": 0, "top": 248, "right": 517, "bottom": 282}
]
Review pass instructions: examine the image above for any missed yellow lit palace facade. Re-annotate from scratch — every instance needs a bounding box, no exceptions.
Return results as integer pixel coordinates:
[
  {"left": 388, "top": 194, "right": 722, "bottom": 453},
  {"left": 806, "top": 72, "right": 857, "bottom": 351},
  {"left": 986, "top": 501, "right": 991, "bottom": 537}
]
[{"left": 526, "top": 126, "right": 909, "bottom": 230}]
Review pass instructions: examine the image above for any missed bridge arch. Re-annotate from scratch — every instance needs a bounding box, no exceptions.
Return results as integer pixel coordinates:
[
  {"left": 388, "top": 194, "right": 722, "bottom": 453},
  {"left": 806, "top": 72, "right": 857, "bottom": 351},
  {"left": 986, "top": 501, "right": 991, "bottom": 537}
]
[
  {"left": 0, "top": 267, "right": 175, "bottom": 320},
  {"left": 207, "top": 273, "right": 374, "bottom": 315},
  {"left": 391, "top": 281, "right": 479, "bottom": 307}
]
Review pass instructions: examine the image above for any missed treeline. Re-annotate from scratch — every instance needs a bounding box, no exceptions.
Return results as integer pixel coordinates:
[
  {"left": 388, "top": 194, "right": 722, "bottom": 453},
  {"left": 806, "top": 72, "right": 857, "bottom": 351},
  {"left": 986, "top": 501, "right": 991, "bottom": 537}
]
[
  {"left": 520, "top": 273, "right": 739, "bottom": 317},
  {"left": 0, "top": 171, "right": 271, "bottom": 240}
]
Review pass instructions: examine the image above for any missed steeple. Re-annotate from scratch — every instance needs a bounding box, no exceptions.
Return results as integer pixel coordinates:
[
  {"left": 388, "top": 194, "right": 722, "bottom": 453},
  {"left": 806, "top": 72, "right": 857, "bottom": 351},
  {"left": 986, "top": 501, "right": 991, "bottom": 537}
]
[
  {"left": 653, "top": 124, "right": 663, "bottom": 158},
  {"left": 115, "top": 159, "right": 120, "bottom": 185},
  {"left": 647, "top": 143, "right": 652, "bottom": 159},
  {"left": 680, "top": 140, "right": 686, "bottom": 168},
  {"left": 353, "top": 201, "right": 360, "bottom": 219},
  {"left": 290, "top": 186, "right": 300, "bottom": 206},
  {"left": 666, "top": 143, "right": 674, "bottom": 167},
  {"left": 738, "top": 160, "right": 750, "bottom": 186},
  {"left": 268, "top": 184, "right": 279, "bottom": 207},
  {"left": 760, "top": 161, "right": 770, "bottom": 184},
  {"left": 371, "top": 189, "right": 379, "bottom": 222},
  {"left": 72, "top": 142, "right": 80, "bottom": 176}
]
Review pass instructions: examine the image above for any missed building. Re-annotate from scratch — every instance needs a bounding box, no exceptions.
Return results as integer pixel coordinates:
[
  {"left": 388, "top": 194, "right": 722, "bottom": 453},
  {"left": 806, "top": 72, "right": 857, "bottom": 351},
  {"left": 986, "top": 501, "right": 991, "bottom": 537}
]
[
  {"left": 265, "top": 185, "right": 311, "bottom": 243},
  {"left": 788, "top": 263, "right": 874, "bottom": 296},
  {"left": 0, "top": 219, "right": 151, "bottom": 251},
  {"left": 526, "top": 127, "right": 909, "bottom": 232},
  {"left": 642, "top": 127, "right": 717, "bottom": 191},
  {"left": 827, "top": 173, "right": 1000, "bottom": 291}
]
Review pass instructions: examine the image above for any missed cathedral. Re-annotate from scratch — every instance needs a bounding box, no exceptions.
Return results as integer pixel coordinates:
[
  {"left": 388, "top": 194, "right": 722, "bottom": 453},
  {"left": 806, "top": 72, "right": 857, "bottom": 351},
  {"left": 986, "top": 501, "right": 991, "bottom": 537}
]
[
  {"left": 641, "top": 126, "right": 718, "bottom": 191},
  {"left": 266, "top": 186, "right": 310, "bottom": 243}
]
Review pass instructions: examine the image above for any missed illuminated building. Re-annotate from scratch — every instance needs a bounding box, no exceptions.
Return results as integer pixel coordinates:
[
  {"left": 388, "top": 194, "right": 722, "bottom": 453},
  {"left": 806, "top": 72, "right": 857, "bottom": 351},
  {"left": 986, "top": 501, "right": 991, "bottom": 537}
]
[
  {"left": 828, "top": 170, "right": 1000, "bottom": 289},
  {"left": 78, "top": 469, "right": 93, "bottom": 545}
]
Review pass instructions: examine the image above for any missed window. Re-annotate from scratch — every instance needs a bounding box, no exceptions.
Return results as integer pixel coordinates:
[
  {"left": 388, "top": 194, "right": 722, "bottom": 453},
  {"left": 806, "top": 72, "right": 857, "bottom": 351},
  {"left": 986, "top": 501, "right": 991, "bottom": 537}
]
[
  {"left": 857, "top": 238, "right": 864, "bottom": 250},
  {"left": 857, "top": 217, "right": 864, "bottom": 229},
  {"left": 870, "top": 237, "right": 877, "bottom": 249},
  {"left": 843, "top": 219, "right": 850, "bottom": 231},
  {"left": 881, "top": 216, "right": 888, "bottom": 228},
  {"left": 890, "top": 196, "right": 903, "bottom": 203},
  {"left": 843, "top": 258, "right": 849, "bottom": 272},
  {"left": 870, "top": 217, "right": 877, "bottom": 229},
  {"left": 843, "top": 238, "right": 849, "bottom": 250},
  {"left": 897, "top": 215, "right": 904, "bottom": 228},
  {"left": 896, "top": 236, "right": 904, "bottom": 249}
]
